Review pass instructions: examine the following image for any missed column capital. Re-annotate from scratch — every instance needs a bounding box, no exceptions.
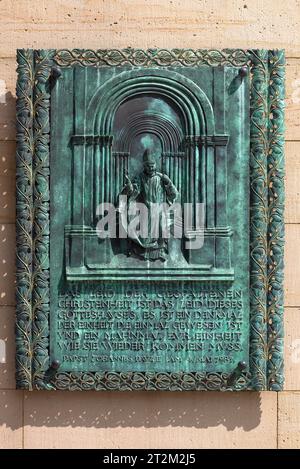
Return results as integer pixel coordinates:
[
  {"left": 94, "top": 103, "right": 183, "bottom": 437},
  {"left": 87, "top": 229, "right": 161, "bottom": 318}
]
[
  {"left": 71, "top": 135, "right": 113, "bottom": 146},
  {"left": 184, "top": 135, "right": 229, "bottom": 148},
  {"left": 113, "top": 151, "right": 130, "bottom": 158},
  {"left": 204, "top": 135, "right": 229, "bottom": 146},
  {"left": 162, "top": 152, "right": 185, "bottom": 158},
  {"left": 211, "top": 135, "right": 229, "bottom": 146},
  {"left": 184, "top": 135, "right": 200, "bottom": 148}
]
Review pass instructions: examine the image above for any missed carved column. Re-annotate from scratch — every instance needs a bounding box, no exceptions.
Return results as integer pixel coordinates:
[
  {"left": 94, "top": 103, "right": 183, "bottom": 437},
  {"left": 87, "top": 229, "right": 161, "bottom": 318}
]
[
  {"left": 183, "top": 134, "right": 231, "bottom": 270},
  {"left": 93, "top": 135, "right": 113, "bottom": 217},
  {"left": 72, "top": 67, "right": 87, "bottom": 229},
  {"left": 205, "top": 137, "right": 215, "bottom": 228},
  {"left": 67, "top": 135, "right": 113, "bottom": 269},
  {"left": 184, "top": 136, "right": 202, "bottom": 227},
  {"left": 113, "top": 151, "right": 129, "bottom": 202},
  {"left": 203, "top": 135, "right": 229, "bottom": 228},
  {"left": 162, "top": 152, "right": 184, "bottom": 194}
]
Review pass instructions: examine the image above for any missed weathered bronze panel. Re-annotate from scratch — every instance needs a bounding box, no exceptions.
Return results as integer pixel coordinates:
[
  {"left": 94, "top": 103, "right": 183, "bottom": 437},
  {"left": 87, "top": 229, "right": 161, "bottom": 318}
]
[{"left": 16, "top": 49, "right": 285, "bottom": 391}]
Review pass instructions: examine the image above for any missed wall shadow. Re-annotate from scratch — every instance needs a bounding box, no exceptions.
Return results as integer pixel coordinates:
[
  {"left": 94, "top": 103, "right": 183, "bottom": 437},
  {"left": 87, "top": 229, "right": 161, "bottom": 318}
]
[
  {"left": 20, "top": 390, "right": 262, "bottom": 432},
  {"left": 0, "top": 91, "right": 17, "bottom": 395}
]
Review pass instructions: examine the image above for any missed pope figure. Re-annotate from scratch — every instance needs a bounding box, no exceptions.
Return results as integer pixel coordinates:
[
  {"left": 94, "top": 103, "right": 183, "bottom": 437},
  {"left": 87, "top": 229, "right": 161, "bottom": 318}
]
[{"left": 119, "top": 149, "right": 178, "bottom": 261}]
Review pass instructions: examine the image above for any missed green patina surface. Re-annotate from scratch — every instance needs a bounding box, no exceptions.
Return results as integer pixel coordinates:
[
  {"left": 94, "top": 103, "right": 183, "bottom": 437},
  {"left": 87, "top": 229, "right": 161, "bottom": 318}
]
[{"left": 49, "top": 64, "right": 250, "bottom": 374}]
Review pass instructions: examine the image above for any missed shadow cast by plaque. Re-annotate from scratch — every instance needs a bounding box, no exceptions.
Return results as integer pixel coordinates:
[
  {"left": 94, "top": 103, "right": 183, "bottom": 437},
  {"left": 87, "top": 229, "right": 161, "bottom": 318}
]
[{"left": 18, "top": 391, "right": 263, "bottom": 432}]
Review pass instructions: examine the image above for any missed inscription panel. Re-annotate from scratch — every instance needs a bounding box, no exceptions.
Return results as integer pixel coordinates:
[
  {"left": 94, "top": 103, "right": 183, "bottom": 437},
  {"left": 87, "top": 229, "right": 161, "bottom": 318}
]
[{"left": 52, "top": 285, "right": 248, "bottom": 372}]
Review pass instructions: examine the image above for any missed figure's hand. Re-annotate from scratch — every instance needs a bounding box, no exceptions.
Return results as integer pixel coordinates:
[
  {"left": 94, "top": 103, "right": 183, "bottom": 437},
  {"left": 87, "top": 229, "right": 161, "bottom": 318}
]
[
  {"left": 124, "top": 174, "right": 134, "bottom": 192},
  {"left": 161, "top": 174, "right": 171, "bottom": 185}
]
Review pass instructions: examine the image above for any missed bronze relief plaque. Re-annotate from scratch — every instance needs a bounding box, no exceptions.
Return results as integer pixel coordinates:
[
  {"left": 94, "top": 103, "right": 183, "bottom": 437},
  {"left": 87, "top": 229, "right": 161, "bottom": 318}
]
[{"left": 16, "top": 49, "right": 285, "bottom": 391}]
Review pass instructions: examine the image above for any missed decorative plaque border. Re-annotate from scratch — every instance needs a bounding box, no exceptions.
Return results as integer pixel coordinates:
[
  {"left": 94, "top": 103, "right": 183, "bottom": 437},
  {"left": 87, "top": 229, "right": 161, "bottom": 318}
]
[{"left": 16, "top": 49, "right": 285, "bottom": 391}]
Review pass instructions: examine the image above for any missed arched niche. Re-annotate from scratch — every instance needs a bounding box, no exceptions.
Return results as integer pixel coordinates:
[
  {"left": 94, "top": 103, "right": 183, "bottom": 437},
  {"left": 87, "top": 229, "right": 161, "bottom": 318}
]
[
  {"left": 111, "top": 102, "right": 185, "bottom": 202},
  {"left": 85, "top": 69, "right": 217, "bottom": 219},
  {"left": 67, "top": 66, "right": 233, "bottom": 279}
]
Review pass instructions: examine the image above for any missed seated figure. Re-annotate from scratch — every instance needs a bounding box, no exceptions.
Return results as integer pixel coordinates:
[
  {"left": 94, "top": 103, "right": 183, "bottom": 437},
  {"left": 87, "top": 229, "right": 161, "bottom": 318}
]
[{"left": 118, "top": 149, "right": 178, "bottom": 261}]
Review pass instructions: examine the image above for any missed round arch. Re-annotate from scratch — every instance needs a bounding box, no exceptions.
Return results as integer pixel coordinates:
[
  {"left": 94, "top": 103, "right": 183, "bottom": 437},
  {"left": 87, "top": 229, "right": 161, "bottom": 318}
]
[
  {"left": 87, "top": 69, "right": 215, "bottom": 136},
  {"left": 115, "top": 111, "right": 184, "bottom": 153}
]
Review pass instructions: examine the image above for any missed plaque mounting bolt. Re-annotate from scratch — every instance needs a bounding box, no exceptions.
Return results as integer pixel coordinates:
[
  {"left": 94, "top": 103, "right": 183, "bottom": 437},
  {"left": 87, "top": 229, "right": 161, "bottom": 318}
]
[
  {"left": 239, "top": 67, "right": 248, "bottom": 78},
  {"left": 50, "top": 66, "right": 62, "bottom": 82},
  {"left": 40, "top": 359, "right": 61, "bottom": 390},
  {"left": 226, "top": 361, "right": 247, "bottom": 387},
  {"left": 50, "top": 359, "right": 60, "bottom": 370}
]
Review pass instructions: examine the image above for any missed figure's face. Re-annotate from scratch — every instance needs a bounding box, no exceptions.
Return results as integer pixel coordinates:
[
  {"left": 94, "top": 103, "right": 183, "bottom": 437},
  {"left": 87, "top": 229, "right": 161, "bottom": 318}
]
[{"left": 144, "top": 161, "right": 156, "bottom": 176}]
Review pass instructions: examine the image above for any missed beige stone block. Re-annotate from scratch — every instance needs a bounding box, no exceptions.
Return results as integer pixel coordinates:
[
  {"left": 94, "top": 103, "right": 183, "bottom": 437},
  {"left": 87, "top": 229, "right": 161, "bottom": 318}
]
[
  {"left": 0, "top": 390, "right": 23, "bottom": 448},
  {"left": 24, "top": 391, "right": 276, "bottom": 449},
  {"left": 0, "top": 306, "right": 15, "bottom": 389},
  {"left": 278, "top": 391, "right": 300, "bottom": 449},
  {"left": 1, "top": 39, "right": 297, "bottom": 144},
  {"left": 286, "top": 60, "right": 300, "bottom": 141},
  {"left": 0, "top": 56, "right": 298, "bottom": 144},
  {"left": 285, "top": 224, "right": 300, "bottom": 307},
  {"left": 0, "top": 58, "right": 16, "bottom": 141},
  {"left": 0, "top": 0, "right": 299, "bottom": 58},
  {"left": 285, "top": 142, "right": 300, "bottom": 224},
  {"left": 0, "top": 223, "right": 16, "bottom": 306},
  {"left": 0, "top": 141, "right": 15, "bottom": 223}
]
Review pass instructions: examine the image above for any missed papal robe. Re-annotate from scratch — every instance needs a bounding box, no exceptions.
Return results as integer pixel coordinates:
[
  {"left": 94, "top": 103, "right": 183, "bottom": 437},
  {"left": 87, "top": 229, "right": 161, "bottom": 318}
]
[{"left": 119, "top": 171, "right": 178, "bottom": 261}]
